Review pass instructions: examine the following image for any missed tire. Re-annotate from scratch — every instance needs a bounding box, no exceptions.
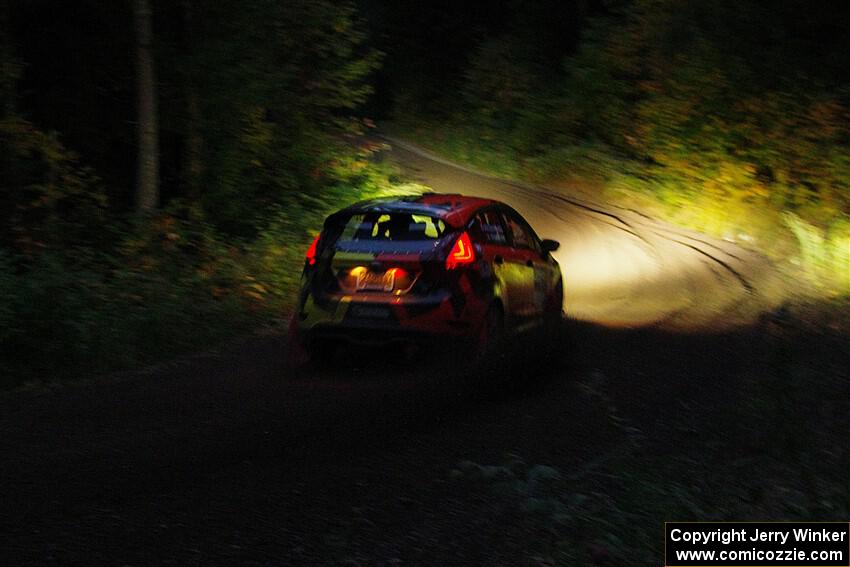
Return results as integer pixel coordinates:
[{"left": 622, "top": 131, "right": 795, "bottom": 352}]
[
  {"left": 545, "top": 278, "right": 564, "bottom": 324},
  {"left": 540, "top": 278, "right": 564, "bottom": 355},
  {"left": 476, "top": 303, "right": 505, "bottom": 363}
]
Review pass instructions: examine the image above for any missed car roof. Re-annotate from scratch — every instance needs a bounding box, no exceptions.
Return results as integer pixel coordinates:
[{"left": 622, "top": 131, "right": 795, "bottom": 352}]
[{"left": 329, "top": 193, "right": 498, "bottom": 228}]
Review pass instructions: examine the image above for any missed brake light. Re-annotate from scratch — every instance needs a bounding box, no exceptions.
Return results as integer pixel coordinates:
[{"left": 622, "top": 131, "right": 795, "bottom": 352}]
[
  {"left": 305, "top": 234, "right": 320, "bottom": 266},
  {"left": 446, "top": 232, "right": 475, "bottom": 269}
]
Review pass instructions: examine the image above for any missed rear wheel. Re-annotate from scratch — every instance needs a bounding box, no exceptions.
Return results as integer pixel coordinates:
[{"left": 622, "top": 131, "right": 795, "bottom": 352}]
[
  {"left": 476, "top": 303, "right": 505, "bottom": 362},
  {"left": 545, "top": 278, "right": 564, "bottom": 324},
  {"left": 541, "top": 278, "right": 564, "bottom": 353}
]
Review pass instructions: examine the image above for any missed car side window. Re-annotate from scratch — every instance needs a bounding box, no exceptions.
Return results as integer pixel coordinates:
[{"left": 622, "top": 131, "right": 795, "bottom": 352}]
[
  {"left": 471, "top": 210, "right": 508, "bottom": 245},
  {"left": 504, "top": 211, "right": 541, "bottom": 253}
]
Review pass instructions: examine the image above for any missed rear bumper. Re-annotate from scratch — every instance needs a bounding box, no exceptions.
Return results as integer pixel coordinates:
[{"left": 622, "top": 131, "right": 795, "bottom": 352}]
[
  {"left": 295, "top": 289, "right": 484, "bottom": 346},
  {"left": 305, "top": 325, "right": 457, "bottom": 349}
]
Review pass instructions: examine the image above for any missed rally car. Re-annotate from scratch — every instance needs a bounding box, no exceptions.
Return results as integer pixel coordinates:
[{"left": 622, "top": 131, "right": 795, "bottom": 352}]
[{"left": 287, "top": 193, "right": 563, "bottom": 363}]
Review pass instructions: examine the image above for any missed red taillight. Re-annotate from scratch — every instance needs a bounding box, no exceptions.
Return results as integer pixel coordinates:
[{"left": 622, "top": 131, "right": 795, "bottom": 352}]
[
  {"left": 446, "top": 232, "right": 475, "bottom": 269},
  {"left": 305, "top": 234, "right": 320, "bottom": 266}
]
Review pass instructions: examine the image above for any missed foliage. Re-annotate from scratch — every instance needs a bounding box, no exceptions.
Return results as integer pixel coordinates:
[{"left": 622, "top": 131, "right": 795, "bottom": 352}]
[
  {"left": 0, "top": 212, "right": 252, "bottom": 386},
  {"left": 784, "top": 213, "right": 850, "bottom": 294},
  {"left": 0, "top": 0, "right": 391, "bottom": 387},
  {"left": 0, "top": 153, "right": 415, "bottom": 388},
  {"left": 169, "top": 0, "right": 382, "bottom": 235},
  {"left": 0, "top": 117, "right": 108, "bottom": 253},
  {"left": 462, "top": 36, "right": 538, "bottom": 131},
  {"left": 392, "top": 0, "right": 850, "bottom": 291}
]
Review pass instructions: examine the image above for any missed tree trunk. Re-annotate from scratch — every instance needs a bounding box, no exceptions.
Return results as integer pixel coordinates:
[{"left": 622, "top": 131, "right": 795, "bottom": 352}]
[
  {"left": 0, "top": 0, "right": 16, "bottom": 118},
  {"left": 133, "top": 0, "right": 159, "bottom": 212},
  {"left": 182, "top": 0, "right": 203, "bottom": 203}
]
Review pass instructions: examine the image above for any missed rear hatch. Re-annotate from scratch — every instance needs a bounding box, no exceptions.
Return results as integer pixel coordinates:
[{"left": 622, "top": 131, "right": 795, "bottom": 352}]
[{"left": 322, "top": 212, "right": 451, "bottom": 296}]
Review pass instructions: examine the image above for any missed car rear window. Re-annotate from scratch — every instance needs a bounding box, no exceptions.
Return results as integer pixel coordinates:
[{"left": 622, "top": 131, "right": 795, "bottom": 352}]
[{"left": 338, "top": 213, "right": 447, "bottom": 242}]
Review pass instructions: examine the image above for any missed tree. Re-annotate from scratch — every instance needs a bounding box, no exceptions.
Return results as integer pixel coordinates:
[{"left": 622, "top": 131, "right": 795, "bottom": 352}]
[
  {"left": 180, "top": 0, "right": 381, "bottom": 234},
  {"left": 181, "top": 0, "right": 203, "bottom": 202},
  {"left": 0, "top": 0, "right": 15, "bottom": 117},
  {"left": 133, "top": 0, "right": 159, "bottom": 212}
]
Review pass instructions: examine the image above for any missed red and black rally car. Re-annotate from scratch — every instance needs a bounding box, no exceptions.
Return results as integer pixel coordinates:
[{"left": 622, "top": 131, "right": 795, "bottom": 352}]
[{"left": 287, "top": 193, "right": 563, "bottom": 362}]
